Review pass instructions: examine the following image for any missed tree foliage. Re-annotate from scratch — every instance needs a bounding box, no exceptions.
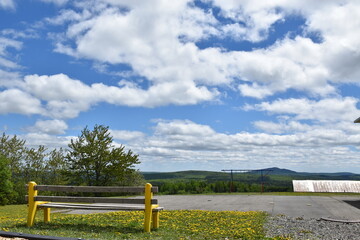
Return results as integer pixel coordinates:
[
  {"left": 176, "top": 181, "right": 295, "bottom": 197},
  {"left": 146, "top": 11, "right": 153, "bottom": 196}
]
[
  {"left": 0, "top": 155, "right": 16, "bottom": 205},
  {"left": 0, "top": 133, "right": 26, "bottom": 175},
  {"left": 46, "top": 148, "right": 68, "bottom": 185},
  {"left": 23, "top": 145, "right": 47, "bottom": 183},
  {"left": 67, "top": 125, "right": 141, "bottom": 186},
  {"left": 157, "top": 180, "right": 265, "bottom": 194}
]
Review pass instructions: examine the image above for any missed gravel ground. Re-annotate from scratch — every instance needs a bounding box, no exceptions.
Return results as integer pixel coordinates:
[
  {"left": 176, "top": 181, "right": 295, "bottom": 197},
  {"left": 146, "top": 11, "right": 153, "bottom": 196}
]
[
  {"left": 265, "top": 215, "right": 360, "bottom": 240},
  {"left": 0, "top": 238, "right": 26, "bottom": 240}
]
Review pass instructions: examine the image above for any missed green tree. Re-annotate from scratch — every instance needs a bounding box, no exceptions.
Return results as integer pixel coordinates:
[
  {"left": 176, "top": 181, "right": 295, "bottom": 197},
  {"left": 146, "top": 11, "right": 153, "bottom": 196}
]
[
  {"left": 0, "top": 133, "right": 27, "bottom": 203},
  {"left": 0, "top": 155, "right": 17, "bottom": 205},
  {"left": 66, "top": 125, "right": 141, "bottom": 186},
  {"left": 23, "top": 145, "right": 47, "bottom": 183},
  {"left": 0, "top": 133, "right": 26, "bottom": 175},
  {"left": 45, "top": 148, "right": 68, "bottom": 185}
]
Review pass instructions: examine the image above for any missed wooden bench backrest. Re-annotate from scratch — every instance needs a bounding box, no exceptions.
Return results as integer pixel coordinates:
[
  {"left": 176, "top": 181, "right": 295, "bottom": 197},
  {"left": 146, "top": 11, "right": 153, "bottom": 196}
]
[{"left": 34, "top": 185, "right": 158, "bottom": 193}]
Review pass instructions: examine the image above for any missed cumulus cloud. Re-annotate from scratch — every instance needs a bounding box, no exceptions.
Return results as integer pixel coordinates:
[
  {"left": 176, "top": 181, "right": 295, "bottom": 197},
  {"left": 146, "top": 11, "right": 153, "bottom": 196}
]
[
  {"left": 0, "top": 70, "right": 23, "bottom": 88},
  {"left": 27, "top": 119, "right": 68, "bottom": 135},
  {"left": 154, "top": 119, "right": 215, "bottom": 136},
  {"left": 22, "top": 132, "right": 72, "bottom": 149},
  {"left": 0, "top": 71, "right": 218, "bottom": 118},
  {"left": 111, "top": 129, "right": 145, "bottom": 141},
  {"left": 210, "top": 1, "right": 360, "bottom": 97},
  {"left": 253, "top": 120, "right": 312, "bottom": 134},
  {"left": 0, "top": 89, "right": 43, "bottom": 115},
  {"left": 41, "top": 0, "right": 360, "bottom": 101},
  {"left": 244, "top": 97, "right": 360, "bottom": 123},
  {"left": 122, "top": 119, "right": 360, "bottom": 172},
  {"left": 210, "top": 0, "right": 285, "bottom": 42},
  {"left": 141, "top": 119, "right": 359, "bottom": 150}
]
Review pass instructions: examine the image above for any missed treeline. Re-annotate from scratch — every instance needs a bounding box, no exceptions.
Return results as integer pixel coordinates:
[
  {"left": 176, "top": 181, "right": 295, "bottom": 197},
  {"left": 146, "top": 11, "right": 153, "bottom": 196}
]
[
  {"left": 0, "top": 134, "right": 67, "bottom": 204},
  {"left": 0, "top": 125, "right": 143, "bottom": 205},
  {"left": 153, "top": 180, "right": 292, "bottom": 194}
]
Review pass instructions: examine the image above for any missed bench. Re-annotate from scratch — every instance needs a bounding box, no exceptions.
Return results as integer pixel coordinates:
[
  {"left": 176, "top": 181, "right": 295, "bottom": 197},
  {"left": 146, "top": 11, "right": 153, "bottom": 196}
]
[{"left": 26, "top": 181, "right": 163, "bottom": 232}]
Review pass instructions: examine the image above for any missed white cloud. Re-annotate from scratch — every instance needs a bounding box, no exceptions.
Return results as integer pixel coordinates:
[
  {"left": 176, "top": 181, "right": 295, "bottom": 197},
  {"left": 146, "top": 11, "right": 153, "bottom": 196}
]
[
  {"left": 24, "top": 74, "right": 93, "bottom": 102},
  {"left": 0, "top": 89, "right": 43, "bottom": 115},
  {"left": 0, "top": 70, "right": 23, "bottom": 88},
  {"left": 253, "top": 120, "right": 312, "bottom": 134},
  {"left": 43, "top": 0, "right": 360, "bottom": 101},
  {"left": 121, "top": 119, "right": 360, "bottom": 172},
  {"left": 49, "top": 1, "right": 225, "bottom": 105},
  {"left": 111, "top": 130, "right": 145, "bottom": 142},
  {"left": 23, "top": 74, "right": 94, "bottom": 118},
  {"left": 0, "top": 37, "right": 22, "bottom": 69},
  {"left": 245, "top": 97, "right": 360, "bottom": 123},
  {"left": 39, "top": 0, "right": 68, "bottom": 6},
  {"left": 154, "top": 119, "right": 215, "bottom": 136},
  {"left": 16, "top": 117, "right": 360, "bottom": 172},
  {"left": 234, "top": 37, "right": 336, "bottom": 98},
  {"left": 0, "top": 37, "right": 21, "bottom": 54},
  {"left": 1, "top": 28, "right": 39, "bottom": 39},
  {"left": 46, "top": 9, "right": 92, "bottom": 25},
  {"left": 208, "top": 1, "right": 360, "bottom": 98},
  {"left": 7, "top": 73, "right": 214, "bottom": 119},
  {"left": 210, "top": 0, "right": 285, "bottom": 42},
  {"left": 27, "top": 119, "right": 68, "bottom": 135},
  {"left": 0, "top": 0, "right": 15, "bottom": 10},
  {"left": 22, "top": 132, "right": 72, "bottom": 149}
]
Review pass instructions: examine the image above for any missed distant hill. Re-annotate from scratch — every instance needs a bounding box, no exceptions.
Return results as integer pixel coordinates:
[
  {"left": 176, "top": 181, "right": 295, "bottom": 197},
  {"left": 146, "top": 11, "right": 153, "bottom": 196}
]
[
  {"left": 142, "top": 170, "right": 229, "bottom": 181},
  {"left": 142, "top": 167, "right": 360, "bottom": 193},
  {"left": 259, "top": 167, "right": 356, "bottom": 177},
  {"left": 142, "top": 167, "right": 360, "bottom": 182}
]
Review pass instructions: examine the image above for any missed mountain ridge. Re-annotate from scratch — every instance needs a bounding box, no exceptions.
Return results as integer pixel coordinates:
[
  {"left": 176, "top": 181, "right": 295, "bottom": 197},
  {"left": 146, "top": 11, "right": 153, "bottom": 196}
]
[{"left": 142, "top": 167, "right": 358, "bottom": 177}]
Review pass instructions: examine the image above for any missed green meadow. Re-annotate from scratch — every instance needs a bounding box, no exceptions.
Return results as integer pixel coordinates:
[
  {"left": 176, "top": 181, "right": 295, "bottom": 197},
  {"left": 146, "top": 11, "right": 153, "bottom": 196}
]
[{"left": 0, "top": 204, "right": 286, "bottom": 239}]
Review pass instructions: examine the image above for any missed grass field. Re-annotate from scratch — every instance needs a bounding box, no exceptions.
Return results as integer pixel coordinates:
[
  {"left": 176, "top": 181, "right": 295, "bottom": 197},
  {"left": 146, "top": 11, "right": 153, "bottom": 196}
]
[{"left": 0, "top": 204, "right": 282, "bottom": 239}]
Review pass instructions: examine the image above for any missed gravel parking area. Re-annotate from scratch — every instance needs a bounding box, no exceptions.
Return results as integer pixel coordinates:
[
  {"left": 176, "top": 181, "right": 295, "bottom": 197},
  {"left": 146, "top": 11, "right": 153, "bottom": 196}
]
[{"left": 265, "top": 215, "right": 360, "bottom": 240}]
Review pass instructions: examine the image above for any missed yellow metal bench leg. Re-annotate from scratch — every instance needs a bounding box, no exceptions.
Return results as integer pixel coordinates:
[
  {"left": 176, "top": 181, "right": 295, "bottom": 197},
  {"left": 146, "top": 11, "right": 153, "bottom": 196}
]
[
  {"left": 144, "top": 183, "right": 153, "bottom": 232},
  {"left": 27, "top": 181, "right": 38, "bottom": 227},
  {"left": 27, "top": 202, "right": 38, "bottom": 227},
  {"left": 144, "top": 210, "right": 152, "bottom": 232},
  {"left": 44, "top": 208, "right": 51, "bottom": 223},
  {"left": 152, "top": 211, "right": 159, "bottom": 229}
]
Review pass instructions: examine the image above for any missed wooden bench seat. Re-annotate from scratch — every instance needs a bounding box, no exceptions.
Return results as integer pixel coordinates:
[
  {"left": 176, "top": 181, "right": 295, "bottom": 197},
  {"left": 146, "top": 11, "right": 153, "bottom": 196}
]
[
  {"left": 37, "top": 202, "right": 163, "bottom": 211},
  {"left": 26, "top": 181, "right": 163, "bottom": 232}
]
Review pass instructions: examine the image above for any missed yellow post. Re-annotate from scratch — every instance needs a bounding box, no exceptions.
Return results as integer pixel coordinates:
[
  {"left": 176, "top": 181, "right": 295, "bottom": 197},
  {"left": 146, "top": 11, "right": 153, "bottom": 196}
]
[
  {"left": 152, "top": 211, "right": 159, "bottom": 229},
  {"left": 144, "top": 183, "right": 152, "bottom": 232},
  {"left": 44, "top": 208, "right": 51, "bottom": 223},
  {"left": 27, "top": 181, "right": 38, "bottom": 227}
]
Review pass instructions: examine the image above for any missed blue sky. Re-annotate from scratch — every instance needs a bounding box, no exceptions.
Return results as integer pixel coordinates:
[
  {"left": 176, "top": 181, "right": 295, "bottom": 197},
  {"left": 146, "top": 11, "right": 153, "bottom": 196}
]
[{"left": 1, "top": 0, "right": 360, "bottom": 173}]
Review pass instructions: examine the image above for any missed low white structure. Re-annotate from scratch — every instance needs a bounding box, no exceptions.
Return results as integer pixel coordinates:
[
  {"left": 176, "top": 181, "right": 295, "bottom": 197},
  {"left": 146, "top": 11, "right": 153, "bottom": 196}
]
[{"left": 293, "top": 180, "right": 360, "bottom": 193}]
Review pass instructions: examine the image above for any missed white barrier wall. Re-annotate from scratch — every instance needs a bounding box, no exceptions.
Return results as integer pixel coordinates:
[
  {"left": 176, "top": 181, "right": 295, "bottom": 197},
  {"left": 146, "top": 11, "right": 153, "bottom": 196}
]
[{"left": 293, "top": 180, "right": 360, "bottom": 193}]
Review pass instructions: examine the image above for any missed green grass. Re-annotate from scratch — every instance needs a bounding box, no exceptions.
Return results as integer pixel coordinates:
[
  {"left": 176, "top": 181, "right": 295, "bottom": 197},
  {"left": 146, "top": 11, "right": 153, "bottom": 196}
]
[{"left": 0, "top": 205, "right": 279, "bottom": 239}]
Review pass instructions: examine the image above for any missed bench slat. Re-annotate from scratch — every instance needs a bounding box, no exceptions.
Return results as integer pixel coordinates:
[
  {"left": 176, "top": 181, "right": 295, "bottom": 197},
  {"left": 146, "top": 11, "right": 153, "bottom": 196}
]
[
  {"left": 38, "top": 203, "right": 163, "bottom": 211},
  {"left": 34, "top": 185, "right": 159, "bottom": 193},
  {"left": 32, "top": 196, "right": 158, "bottom": 204}
]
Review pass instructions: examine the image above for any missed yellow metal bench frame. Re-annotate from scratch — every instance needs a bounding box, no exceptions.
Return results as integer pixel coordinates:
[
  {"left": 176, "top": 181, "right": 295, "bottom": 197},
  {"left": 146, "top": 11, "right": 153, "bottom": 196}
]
[{"left": 26, "top": 181, "right": 162, "bottom": 232}]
